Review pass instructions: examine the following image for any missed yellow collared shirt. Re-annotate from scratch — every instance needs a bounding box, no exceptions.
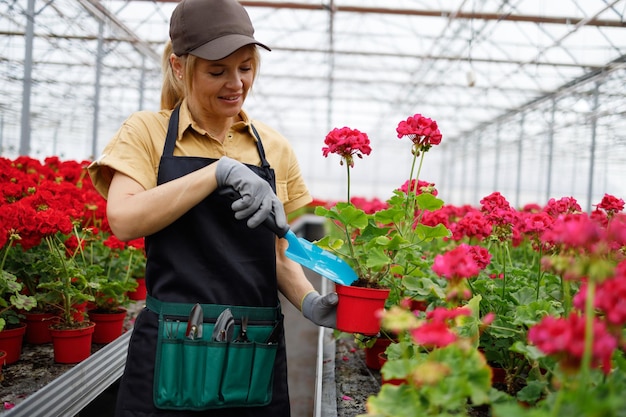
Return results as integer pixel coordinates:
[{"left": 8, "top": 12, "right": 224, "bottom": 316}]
[{"left": 88, "top": 100, "right": 312, "bottom": 214}]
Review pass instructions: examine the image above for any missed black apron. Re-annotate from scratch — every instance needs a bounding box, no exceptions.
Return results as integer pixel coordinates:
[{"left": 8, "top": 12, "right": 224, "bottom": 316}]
[{"left": 114, "top": 107, "right": 290, "bottom": 417}]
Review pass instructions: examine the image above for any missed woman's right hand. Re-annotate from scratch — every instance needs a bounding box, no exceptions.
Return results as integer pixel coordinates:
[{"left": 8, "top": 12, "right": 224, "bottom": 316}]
[{"left": 215, "top": 156, "right": 287, "bottom": 229}]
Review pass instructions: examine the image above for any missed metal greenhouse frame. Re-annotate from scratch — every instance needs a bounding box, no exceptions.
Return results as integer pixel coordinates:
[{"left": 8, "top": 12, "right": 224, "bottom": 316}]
[{"left": 1, "top": 0, "right": 625, "bottom": 209}]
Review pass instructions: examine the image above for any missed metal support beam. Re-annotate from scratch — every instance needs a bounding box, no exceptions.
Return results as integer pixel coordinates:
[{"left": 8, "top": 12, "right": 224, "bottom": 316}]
[
  {"left": 586, "top": 82, "right": 601, "bottom": 213},
  {"left": 460, "top": 136, "right": 468, "bottom": 203},
  {"left": 493, "top": 122, "right": 501, "bottom": 191},
  {"left": 546, "top": 98, "right": 556, "bottom": 201},
  {"left": 19, "top": 0, "right": 35, "bottom": 156},
  {"left": 515, "top": 114, "right": 525, "bottom": 208},
  {"left": 326, "top": 0, "right": 335, "bottom": 133},
  {"left": 91, "top": 19, "right": 104, "bottom": 159},
  {"left": 473, "top": 133, "right": 481, "bottom": 204},
  {"left": 143, "top": 1, "right": 626, "bottom": 28}
]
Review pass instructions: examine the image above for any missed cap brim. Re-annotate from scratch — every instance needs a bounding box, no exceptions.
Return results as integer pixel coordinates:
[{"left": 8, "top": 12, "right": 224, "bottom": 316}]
[{"left": 189, "top": 34, "right": 271, "bottom": 61}]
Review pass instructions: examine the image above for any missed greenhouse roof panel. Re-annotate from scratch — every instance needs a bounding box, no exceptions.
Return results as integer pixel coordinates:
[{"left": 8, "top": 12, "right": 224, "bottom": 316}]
[{"left": 1, "top": 0, "right": 625, "bottom": 204}]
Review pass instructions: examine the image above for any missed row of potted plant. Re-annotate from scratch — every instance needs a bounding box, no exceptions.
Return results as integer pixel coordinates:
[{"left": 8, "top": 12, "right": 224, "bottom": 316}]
[
  {"left": 313, "top": 113, "right": 626, "bottom": 416},
  {"left": 0, "top": 156, "right": 147, "bottom": 364}
]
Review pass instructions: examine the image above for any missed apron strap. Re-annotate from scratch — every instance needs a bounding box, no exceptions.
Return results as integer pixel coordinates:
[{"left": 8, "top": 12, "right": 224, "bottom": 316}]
[{"left": 163, "top": 105, "right": 180, "bottom": 157}]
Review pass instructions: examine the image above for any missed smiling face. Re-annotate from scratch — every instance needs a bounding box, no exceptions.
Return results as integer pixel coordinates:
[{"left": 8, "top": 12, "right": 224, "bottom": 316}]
[{"left": 184, "top": 46, "right": 257, "bottom": 122}]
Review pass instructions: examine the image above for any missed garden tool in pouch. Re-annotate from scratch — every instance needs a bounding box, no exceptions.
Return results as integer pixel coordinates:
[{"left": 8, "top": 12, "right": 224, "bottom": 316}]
[
  {"left": 233, "top": 316, "right": 249, "bottom": 343},
  {"left": 211, "top": 308, "right": 234, "bottom": 342},
  {"left": 185, "top": 303, "right": 203, "bottom": 340}
]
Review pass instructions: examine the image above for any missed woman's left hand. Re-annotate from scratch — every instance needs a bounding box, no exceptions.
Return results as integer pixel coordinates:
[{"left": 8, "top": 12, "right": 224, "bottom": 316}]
[{"left": 216, "top": 156, "right": 287, "bottom": 229}]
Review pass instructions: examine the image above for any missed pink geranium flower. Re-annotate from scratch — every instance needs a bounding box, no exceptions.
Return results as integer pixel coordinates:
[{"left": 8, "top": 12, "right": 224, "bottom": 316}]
[
  {"left": 432, "top": 243, "right": 488, "bottom": 280},
  {"left": 396, "top": 113, "right": 442, "bottom": 153},
  {"left": 574, "top": 260, "right": 626, "bottom": 327},
  {"left": 596, "top": 193, "right": 625, "bottom": 217},
  {"left": 322, "top": 126, "right": 371, "bottom": 168},
  {"left": 540, "top": 212, "right": 605, "bottom": 253},
  {"left": 528, "top": 313, "right": 617, "bottom": 374}
]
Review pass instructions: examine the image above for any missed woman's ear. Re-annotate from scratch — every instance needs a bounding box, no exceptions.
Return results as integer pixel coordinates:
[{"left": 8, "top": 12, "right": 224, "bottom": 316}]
[{"left": 170, "top": 54, "right": 184, "bottom": 79}]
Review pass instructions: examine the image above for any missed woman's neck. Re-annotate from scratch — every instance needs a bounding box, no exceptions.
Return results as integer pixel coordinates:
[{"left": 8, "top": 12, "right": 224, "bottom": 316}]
[{"left": 187, "top": 102, "right": 236, "bottom": 143}]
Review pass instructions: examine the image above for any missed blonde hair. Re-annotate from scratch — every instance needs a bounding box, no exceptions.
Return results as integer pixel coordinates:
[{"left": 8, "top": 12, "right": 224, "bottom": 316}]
[{"left": 160, "top": 41, "right": 262, "bottom": 111}]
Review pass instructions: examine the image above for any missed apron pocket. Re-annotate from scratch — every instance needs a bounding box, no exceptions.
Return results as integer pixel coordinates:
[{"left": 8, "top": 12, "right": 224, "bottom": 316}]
[
  {"left": 154, "top": 339, "right": 183, "bottom": 407},
  {"left": 201, "top": 341, "right": 228, "bottom": 406},
  {"left": 247, "top": 342, "right": 278, "bottom": 404},
  {"left": 221, "top": 343, "right": 255, "bottom": 404}
]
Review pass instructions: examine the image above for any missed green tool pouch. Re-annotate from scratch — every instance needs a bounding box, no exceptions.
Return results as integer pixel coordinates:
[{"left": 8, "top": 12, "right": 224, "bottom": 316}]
[{"left": 147, "top": 296, "right": 281, "bottom": 411}]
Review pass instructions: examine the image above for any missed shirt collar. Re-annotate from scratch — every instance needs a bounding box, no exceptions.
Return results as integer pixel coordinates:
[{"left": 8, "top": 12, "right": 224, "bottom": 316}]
[{"left": 176, "top": 98, "right": 256, "bottom": 142}]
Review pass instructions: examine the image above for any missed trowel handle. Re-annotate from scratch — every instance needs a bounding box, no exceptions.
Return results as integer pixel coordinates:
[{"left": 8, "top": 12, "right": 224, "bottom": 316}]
[{"left": 217, "top": 187, "right": 289, "bottom": 238}]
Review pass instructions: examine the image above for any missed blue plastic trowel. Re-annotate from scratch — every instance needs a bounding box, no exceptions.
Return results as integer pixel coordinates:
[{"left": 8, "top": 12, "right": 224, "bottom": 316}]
[
  {"left": 277, "top": 227, "right": 358, "bottom": 286},
  {"left": 219, "top": 188, "right": 358, "bottom": 286}
]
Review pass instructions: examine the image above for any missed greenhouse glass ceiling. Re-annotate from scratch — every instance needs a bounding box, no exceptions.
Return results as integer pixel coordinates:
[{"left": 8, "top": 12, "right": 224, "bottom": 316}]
[{"left": 1, "top": 0, "right": 625, "bottom": 208}]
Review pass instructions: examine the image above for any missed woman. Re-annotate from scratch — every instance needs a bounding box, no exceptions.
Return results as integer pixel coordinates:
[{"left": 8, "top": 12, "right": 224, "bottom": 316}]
[{"left": 88, "top": 0, "right": 337, "bottom": 415}]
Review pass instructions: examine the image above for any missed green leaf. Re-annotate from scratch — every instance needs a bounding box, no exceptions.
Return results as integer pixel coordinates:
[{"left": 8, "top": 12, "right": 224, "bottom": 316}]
[
  {"left": 365, "top": 384, "right": 425, "bottom": 417},
  {"left": 10, "top": 293, "right": 37, "bottom": 311},
  {"left": 316, "top": 202, "right": 369, "bottom": 229},
  {"left": 414, "top": 223, "right": 451, "bottom": 241},
  {"left": 509, "top": 287, "right": 537, "bottom": 306},
  {"left": 516, "top": 380, "right": 546, "bottom": 403},
  {"left": 513, "top": 299, "right": 562, "bottom": 327},
  {"left": 415, "top": 193, "right": 445, "bottom": 211},
  {"left": 364, "top": 247, "right": 393, "bottom": 270},
  {"left": 509, "top": 341, "right": 545, "bottom": 361},
  {"left": 402, "top": 276, "right": 443, "bottom": 297}
]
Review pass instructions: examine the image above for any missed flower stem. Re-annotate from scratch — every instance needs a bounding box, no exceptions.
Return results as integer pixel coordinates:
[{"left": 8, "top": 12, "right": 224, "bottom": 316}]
[
  {"left": 405, "top": 149, "right": 425, "bottom": 233},
  {"left": 0, "top": 235, "right": 16, "bottom": 272},
  {"left": 46, "top": 235, "right": 73, "bottom": 325},
  {"left": 562, "top": 276, "right": 572, "bottom": 316},
  {"left": 499, "top": 245, "right": 508, "bottom": 312},
  {"left": 534, "top": 245, "right": 543, "bottom": 301},
  {"left": 550, "top": 382, "right": 565, "bottom": 417},
  {"left": 125, "top": 250, "right": 134, "bottom": 282},
  {"left": 346, "top": 161, "right": 351, "bottom": 203},
  {"left": 581, "top": 279, "right": 596, "bottom": 382}
]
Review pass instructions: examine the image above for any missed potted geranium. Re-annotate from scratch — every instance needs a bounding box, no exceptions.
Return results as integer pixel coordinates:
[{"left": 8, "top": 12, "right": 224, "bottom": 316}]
[
  {"left": 0, "top": 234, "right": 37, "bottom": 363},
  {"left": 34, "top": 225, "right": 99, "bottom": 363},
  {"left": 84, "top": 231, "right": 141, "bottom": 343},
  {"left": 2, "top": 238, "right": 59, "bottom": 344},
  {"left": 314, "top": 114, "right": 450, "bottom": 335}
]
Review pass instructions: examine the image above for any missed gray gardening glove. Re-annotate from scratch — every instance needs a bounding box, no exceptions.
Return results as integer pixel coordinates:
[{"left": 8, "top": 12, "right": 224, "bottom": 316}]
[
  {"left": 302, "top": 291, "right": 338, "bottom": 328},
  {"left": 215, "top": 156, "right": 287, "bottom": 229}
]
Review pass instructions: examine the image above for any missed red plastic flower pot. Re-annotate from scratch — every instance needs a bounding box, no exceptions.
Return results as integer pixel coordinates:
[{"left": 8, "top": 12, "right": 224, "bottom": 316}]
[
  {"left": 0, "top": 323, "right": 27, "bottom": 364},
  {"left": 335, "top": 284, "right": 390, "bottom": 335},
  {"left": 49, "top": 322, "right": 96, "bottom": 364},
  {"left": 365, "top": 337, "right": 393, "bottom": 370},
  {"left": 127, "top": 277, "right": 147, "bottom": 301},
  {"left": 23, "top": 311, "right": 57, "bottom": 344},
  {"left": 88, "top": 308, "right": 127, "bottom": 344}
]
